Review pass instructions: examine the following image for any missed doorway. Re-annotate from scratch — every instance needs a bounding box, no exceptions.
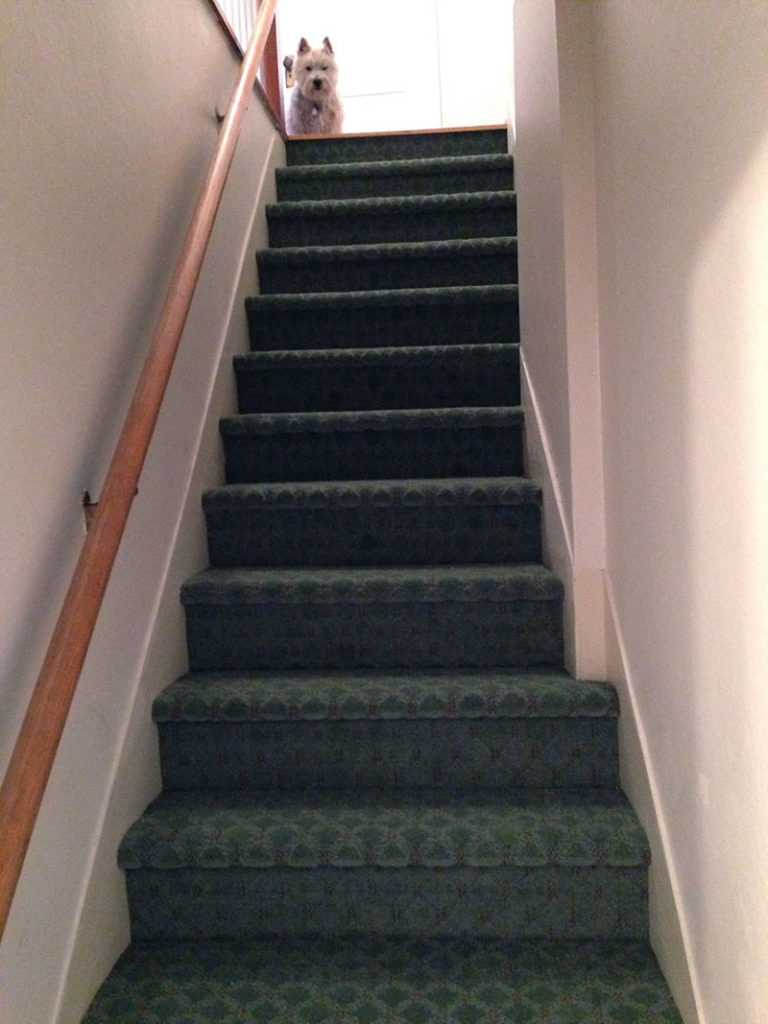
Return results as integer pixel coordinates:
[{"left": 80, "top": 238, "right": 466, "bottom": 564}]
[{"left": 276, "top": 0, "right": 513, "bottom": 133}]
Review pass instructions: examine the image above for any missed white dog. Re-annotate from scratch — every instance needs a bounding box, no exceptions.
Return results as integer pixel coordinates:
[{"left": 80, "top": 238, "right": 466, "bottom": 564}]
[{"left": 287, "top": 37, "right": 343, "bottom": 135}]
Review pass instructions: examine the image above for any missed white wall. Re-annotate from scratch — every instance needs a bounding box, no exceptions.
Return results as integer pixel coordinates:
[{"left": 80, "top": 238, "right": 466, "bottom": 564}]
[
  {"left": 0, "top": 3, "right": 282, "bottom": 1021},
  {"left": 513, "top": 0, "right": 606, "bottom": 677},
  {"left": 591, "top": 4, "right": 768, "bottom": 1022},
  {"left": 515, "top": 1, "right": 768, "bottom": 1022}
]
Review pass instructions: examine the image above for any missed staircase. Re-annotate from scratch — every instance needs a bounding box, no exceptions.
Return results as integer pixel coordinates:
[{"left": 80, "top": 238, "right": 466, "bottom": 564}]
[{"left": 82, "top": 128, "right": 681, "bottom": 1023}]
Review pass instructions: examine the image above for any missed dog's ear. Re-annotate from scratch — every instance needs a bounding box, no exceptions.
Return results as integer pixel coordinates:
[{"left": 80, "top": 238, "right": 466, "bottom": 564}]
[
  {"left": 321, "top": 37, "right": 335, "bottom": 55},
  {"left": 298, "top": 38, "right": 311, "bottom": 54}
]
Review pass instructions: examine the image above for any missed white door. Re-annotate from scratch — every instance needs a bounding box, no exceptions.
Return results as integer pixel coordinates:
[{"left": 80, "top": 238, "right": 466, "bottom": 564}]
[
  {"left": 276, "top": 0, "right": 442, "bottom": 133},
  {"left": 436, "top": 0, "right": 513, "bottom": 128},
  {"left": 276, "top": 0, "right": 512, "bottom": 133}
]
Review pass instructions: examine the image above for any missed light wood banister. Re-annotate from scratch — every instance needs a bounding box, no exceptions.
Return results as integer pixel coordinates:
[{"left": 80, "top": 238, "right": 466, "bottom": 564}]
[{"left": 0, "top": 0, "right": 279, "bottom": 940}]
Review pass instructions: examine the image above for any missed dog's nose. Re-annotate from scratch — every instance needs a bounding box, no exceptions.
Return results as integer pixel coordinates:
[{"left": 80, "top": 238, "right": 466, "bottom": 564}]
[{"left": 313, "top": 78, "right": 323, "bottom": 89}]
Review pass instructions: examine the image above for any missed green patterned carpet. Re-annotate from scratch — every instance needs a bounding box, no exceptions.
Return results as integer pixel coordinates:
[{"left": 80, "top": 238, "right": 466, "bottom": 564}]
[
  {"left": 83, "top": 938, "right": 680, "bottom": 1023},
  {"left": 80, "top": 127, "right": 681, "bottom": 1022}
]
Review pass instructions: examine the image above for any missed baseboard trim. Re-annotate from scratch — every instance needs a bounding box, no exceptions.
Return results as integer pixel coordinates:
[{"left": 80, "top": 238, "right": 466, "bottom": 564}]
[
  {"left": 520, "top": 349, "right": 574, "bottom": 565},
  {"left": 603, "top": 574, "right": 704, "bottom": 1024}
]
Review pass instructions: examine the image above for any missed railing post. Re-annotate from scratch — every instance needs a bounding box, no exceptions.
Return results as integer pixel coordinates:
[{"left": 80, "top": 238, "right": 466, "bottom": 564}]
[{"left": 262, "top": 13, "right": 282, "bottom": 124}]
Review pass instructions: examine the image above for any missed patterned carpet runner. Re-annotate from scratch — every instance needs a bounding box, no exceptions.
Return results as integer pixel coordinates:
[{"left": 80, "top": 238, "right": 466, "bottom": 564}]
[{"left": 82, "top": 127, "right": 681, "bottom": 1022}]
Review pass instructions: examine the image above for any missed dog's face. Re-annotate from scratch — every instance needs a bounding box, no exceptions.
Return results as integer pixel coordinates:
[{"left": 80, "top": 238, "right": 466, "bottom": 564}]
[{"left": 295, "top": 37, "right": 339, "bottom": 104}]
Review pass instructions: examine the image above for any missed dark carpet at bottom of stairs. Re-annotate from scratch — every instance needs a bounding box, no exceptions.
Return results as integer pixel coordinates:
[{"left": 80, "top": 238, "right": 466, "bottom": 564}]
[{"left": 81, "top": 936, "right": 682, "bottom": 1023}]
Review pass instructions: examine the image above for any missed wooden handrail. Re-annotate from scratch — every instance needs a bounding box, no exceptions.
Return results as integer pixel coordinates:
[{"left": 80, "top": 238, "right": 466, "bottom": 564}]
[{"left": 0, "top": 0, "right": 279, "bottom": 941}]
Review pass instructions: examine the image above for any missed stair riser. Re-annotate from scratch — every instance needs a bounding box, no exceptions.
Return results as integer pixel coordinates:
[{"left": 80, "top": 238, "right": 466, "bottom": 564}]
[
  {"left": 246, "top": 290, "right": 520, "bottom": 350},
  {"left": 205, "top": 503, "right": 541, "bottom": 567},
  {"left": 267, "top": 202, "right": 517, "bottom": 248},
  {"left": 235, "top": 350, "right": 521, "bottom": 413},
  {"left": 222, "top": 423, "right": 523, "bottom": 484},
  {"left": 286, "top": 129, "right": 509, "bottom": 165},
  {"left": 126, "top": 865, "right": 647, "bottom": 940},
  {"left": 277, "top": 166, "right": 514, "bottom": 202},
  {"left": 184, "top": 598, "right": 564, "bottom": 672},
  {"left": 257, "top": 247, "right": 518, "bottom": 294},
  {"left": 159, "top": 719, "right": 618, "bottom": 791}
]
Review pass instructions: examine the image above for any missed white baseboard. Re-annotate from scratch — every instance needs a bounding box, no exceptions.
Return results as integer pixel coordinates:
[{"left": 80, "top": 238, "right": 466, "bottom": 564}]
[{"left": 603, "top": 575, "right": 704, "bottom": 1024}]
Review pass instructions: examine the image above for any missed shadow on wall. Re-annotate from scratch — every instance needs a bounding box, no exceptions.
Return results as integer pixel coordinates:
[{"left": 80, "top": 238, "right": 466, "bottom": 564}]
[{"left": 592, "top": 3, "right": 768, "bottom": 1021}]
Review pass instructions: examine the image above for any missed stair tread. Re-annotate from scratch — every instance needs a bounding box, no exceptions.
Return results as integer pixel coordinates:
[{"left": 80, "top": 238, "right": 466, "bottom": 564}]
[
  {"left": 154, "top": 668, "right": 617, "bottom": 723},
  {"left": 267, "top": 190, "right": 516, "bottom": 218},
  {"left": 203, "top": 475, "right": 539, "bottom": 510},
  {"left": 203, "top": 477, "right": 540, "bottom": 568},
  {"left": 82, "top": 936, "right": 682, "bottom": 1024},
  {"left": 181, "top": 563, "right": 563, "bottom": 606},
  {"left": 266, "top": 191, "right": 517, "bottom": 247},
  {"left": 258, "top": 235, "right": 517, "bottom": 264},
  {"left": 220, "top": 405, "right": 523, "bottom": 435},
  {"left": 234, "top": 341, "right": 518, "bottom": 367},
  {"left": 244, "top": 285, "right": 520, "bottom": 350},
  {"left": 119, "top": 787, "right": 648, "bottom": 870},
  {"left": 247, "top": 282, "right": 516, "bottom": 308},
  {"left": 285, "top": 127, "right": 509, "bottom": 165},
  {"left": 278, "top": 152, "right": 515, "bottom": 181}
]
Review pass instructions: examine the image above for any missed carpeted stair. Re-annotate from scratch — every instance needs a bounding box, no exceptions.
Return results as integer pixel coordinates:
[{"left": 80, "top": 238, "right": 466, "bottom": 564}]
[{"left": 82, "top": 127, "right": 681, "bottom": 1022}]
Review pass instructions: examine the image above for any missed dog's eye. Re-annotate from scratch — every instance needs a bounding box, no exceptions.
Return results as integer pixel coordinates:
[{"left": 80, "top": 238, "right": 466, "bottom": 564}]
[
  {"left": 321, "top": 65, "right": 328, "bottom": 70},
  {"left": 305, "top": 63, "right": 312, "bottom": 70}
]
